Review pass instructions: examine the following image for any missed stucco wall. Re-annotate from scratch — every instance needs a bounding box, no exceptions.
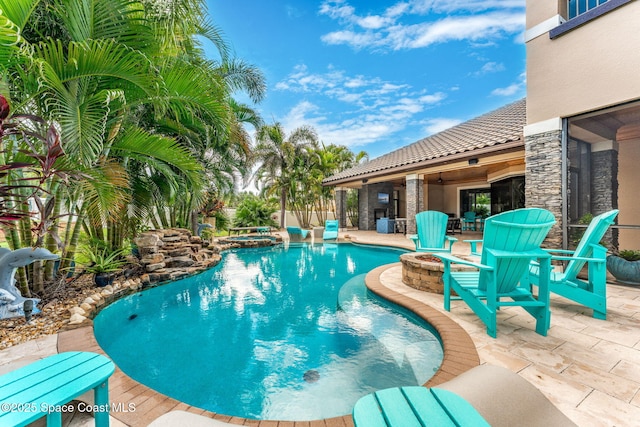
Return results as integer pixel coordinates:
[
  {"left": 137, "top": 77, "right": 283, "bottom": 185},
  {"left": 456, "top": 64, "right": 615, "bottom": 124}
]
[
  {"left": 423, "top": 181, "right": 489, "bottom": 217},
  {"left": 427, "top": 184, "right": 444, "bottom": 211},
  {"left": 526, "top": 1, "right": 640, "bottom": 124},
  {"left": 526, "top": 0, "right": 564, "bottom": 28}
]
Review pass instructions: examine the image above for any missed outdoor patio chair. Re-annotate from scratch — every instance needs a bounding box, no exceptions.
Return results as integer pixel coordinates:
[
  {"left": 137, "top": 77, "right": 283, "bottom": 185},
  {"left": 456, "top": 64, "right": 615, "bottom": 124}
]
[
  {"left": 353, "top": 365, "right": 576, "bottom": 427},
  {"left": 462, "top": 211, "right": 477, "bottom": 231},
  {"left": 286, "top": 226, "right": 310, "bottom": 242},
  {"left": 323, "top": 220, "right": 339, "bottom": 240},
  {"left": 434, "top": 208, "right": 556, "bottom": 338},
  {"left": 529, "top": 209, "right": 619, "bottom": 320},
  {"left": 409, "top": 210, "right": 457, "bottom": 253},
  {"left": 0, "top": 352, "right": 115, "bottom": 427}
]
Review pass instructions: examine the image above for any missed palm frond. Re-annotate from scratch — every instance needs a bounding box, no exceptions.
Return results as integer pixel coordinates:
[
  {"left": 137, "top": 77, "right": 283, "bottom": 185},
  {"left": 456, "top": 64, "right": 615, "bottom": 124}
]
[
  {"left": 218, "top": 58, "right": 266, "bottom": 103},
  {"left": 110, "top": 126, "right": 203, "bottom": 190},
  {"left": 35, "top": 39, "right": 156, "bottom": 96},
  {"left": 79, "top": 158, "right": 130, "bottom": 226},
  {"left": 59, "top": 0, "right": 153, "bottom": 50},
  {"left": 0, "top": 0, "right": 40, "bottom": 31},
  {"left": 0, "top": 13, "right": 22, "bottom": 64}
]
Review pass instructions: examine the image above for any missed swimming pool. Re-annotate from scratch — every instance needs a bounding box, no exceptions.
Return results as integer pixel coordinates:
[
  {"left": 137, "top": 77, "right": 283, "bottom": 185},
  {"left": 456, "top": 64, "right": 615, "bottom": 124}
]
[{"left": 94, "top": 243, "right": 443, "bottom": 421}]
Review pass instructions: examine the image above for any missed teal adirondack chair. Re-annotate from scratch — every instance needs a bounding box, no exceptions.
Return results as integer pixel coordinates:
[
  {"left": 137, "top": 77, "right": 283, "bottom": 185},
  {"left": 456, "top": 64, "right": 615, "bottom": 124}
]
[
  {"left": 409, "top": 211, "right": 457, "bottom": 253},
  {"left": 529, "top": 209, "right": 618, "bottom": 320},
  {"left": 323, "top": 220, "right": 339, "bottom": 240},
  {"left": 462, "top": 211, "right": 477, "bottom": 231},
  {"left": 434, "top": 208, "right": 556, "bottom": 338}
]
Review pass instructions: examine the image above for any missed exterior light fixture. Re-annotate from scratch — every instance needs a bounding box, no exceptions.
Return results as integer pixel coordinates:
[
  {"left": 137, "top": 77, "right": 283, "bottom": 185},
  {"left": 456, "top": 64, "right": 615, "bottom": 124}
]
[{"left": 23, "top": 300, "right": 33, "bottom": 323}]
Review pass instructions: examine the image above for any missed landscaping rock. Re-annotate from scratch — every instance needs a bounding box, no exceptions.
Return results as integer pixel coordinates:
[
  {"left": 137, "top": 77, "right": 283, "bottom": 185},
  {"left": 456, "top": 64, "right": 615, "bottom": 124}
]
[
  {"left": 68, "top": 313, "right": 87, "bottom": 325},
  {"left": 145, "top": 262, "right": 166, "bottom": 272},
  {"left": 68, "top": 307, "right": 85, "bottom": 316},
  {"left": 165, "top": 256, "right": 194, "bottom": 268}
]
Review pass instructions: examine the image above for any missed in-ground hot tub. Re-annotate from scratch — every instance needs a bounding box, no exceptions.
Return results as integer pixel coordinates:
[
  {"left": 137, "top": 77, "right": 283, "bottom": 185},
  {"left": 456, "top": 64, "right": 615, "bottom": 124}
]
[
  {"left": 217, "top": 234, "right": 281, "bottom": 248},
  {"left": 400, "top": 252, "right": 476, "bottom": 294}
]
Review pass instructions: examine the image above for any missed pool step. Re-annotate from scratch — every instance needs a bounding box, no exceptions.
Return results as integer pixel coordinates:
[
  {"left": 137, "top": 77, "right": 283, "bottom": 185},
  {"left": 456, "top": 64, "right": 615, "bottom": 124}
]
[{"left": 337, "top": 275, "right": 443, "bottom": 384}]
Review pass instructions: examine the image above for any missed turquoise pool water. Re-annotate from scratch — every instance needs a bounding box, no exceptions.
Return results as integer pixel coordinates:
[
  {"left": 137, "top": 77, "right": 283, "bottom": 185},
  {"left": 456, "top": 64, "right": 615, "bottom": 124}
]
[{"left": 94, "top": 243, "right": 443, "bottom": 421}]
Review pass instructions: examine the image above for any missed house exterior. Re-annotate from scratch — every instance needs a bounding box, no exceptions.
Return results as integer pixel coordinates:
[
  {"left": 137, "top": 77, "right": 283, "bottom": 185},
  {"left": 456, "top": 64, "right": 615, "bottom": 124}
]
[
  {"left": 525, "top": 0, "right": 639, "bottom": 249},
  {"left": 324, "top": 100, "right": 528, "bottom": 235},
  {"left": 324, "top": 0, "right": 640, "bottom": 250}
]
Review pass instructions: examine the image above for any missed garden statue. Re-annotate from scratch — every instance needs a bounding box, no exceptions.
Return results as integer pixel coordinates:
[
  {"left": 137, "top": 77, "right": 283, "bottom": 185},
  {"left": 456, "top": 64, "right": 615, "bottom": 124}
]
[{"left": 0, "top": 247, "right": 59, "bottom": 320}]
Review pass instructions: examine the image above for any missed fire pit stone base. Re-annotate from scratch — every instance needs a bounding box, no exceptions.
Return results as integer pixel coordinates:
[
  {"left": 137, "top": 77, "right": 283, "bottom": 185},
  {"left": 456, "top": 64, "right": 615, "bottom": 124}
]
[{"left": 400, "top": 252, "right": 476, "bottom": 294}]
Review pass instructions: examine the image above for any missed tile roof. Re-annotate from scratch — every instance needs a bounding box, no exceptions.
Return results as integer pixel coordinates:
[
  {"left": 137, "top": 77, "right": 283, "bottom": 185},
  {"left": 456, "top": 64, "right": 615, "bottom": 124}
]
[{"left": 324, "top": 98, "right": 526, "bottom": 184}]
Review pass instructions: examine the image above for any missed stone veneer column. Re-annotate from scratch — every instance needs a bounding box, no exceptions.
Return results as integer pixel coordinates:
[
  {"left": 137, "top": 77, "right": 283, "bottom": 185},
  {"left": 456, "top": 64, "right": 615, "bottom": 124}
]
[
  {"left": 334, "top": 187, "right": 348, "bottom": 229},
  {"left": 591, "top": 145, "right": 619, "bottom": 248},
  {"left": 405, "top": 174, "right": 423, "bottom": 234},
  {"left": 524, "top": 130, "right": 563, "bottom": 247},
  {"left": 358, "top": 184, "right": 369, "bottom": 230}
]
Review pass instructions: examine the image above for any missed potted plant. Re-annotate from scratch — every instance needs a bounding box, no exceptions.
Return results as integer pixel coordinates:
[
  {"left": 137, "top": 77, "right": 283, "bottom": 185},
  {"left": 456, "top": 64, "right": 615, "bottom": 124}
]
[
  {"left": 606, "top": 249, "right": 640, "bottom": 285},
  {"left": 83, "top": 247, "right": 128, "bottom": 287}
]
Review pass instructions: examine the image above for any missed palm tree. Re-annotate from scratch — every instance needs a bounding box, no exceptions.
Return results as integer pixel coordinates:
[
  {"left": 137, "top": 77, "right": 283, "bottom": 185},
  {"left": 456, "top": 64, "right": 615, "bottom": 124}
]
[
  {"left": 254, "top": 123, "right": 318, "bottom": 229},
  {"left": 0, "top": 0, "right": 265, "bottom": 292},
  {"left": 307, "top": 144, "right": 368, "bottom": 224}
]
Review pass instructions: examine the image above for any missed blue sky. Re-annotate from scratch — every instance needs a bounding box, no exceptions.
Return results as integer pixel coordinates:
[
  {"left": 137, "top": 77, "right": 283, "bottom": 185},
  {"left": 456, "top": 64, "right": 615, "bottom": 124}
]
[{"left": 206, "top": 0, "right": 526, "bottom": 159}]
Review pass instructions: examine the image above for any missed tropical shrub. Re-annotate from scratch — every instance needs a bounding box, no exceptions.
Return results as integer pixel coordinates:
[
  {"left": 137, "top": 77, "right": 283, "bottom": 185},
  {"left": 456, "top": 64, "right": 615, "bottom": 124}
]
[
  {"left": 82, "top": 246, "right": 128, "bottom": 275},
  {"left": 0, "top": 94, "right": 71, "bottom": 296},
  {"left": 213, "top": 209, "right": 230, "bottom": 231},
  {"left": 346, "top": 189, "right": 359, "bottom": 227},
  {"left": 233, "top": 195, "right": 278, "bottom": 228}
]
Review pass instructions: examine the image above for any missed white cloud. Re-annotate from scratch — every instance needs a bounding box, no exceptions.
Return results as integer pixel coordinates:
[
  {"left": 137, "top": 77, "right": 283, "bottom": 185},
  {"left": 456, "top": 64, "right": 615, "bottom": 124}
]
[
  {"left": 357, "top": 15, "right": 393, "bottom": 30},
  {"left": 274, "top": 65, "right": 447, "bottom": 149},
  {"left": 423, "top": 118, "right": 463, "bottom": 135},
  {"left": 419, "top": 92, "right": 446, "bottom": 103},
  {"left": 319, "top": 0, "right": 355, "bottom": 20},
  {"left": 409, "top": 0, "right": 524, "bottom": 14},
  {"left": 320, "top": 30, "right": 379, "bottom": 49},
  {"left": 491, "top": 83, "right": 520, "bottom": 96},
  {"left": 275, "top": 65, "right": 414, "bottom": 108},
  {"left": 281, "top": 101, "right": 405, "bottom": 148},
  {"left": 491, "top": 71, "right": 526, "bottom": 96},
  {"left": 472, "top": 61, "right": 505, "bottom": 76},
  {"left": 319, "top": 1, "right": 525, "bottom": 51}
]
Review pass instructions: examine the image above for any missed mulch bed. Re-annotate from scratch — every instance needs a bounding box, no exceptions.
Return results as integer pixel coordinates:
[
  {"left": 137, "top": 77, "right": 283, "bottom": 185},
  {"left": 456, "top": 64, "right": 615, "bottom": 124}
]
[{"left": 1, "top": 273, "right": 108, "bottom": 350}]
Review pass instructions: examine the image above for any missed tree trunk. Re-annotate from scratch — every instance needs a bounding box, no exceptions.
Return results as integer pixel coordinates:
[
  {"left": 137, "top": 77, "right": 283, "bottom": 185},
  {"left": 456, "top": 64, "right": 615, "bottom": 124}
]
[
  {"left": 44, "top": 191, "right": 63, "bottom": 281},
  {"left": 59, "top": 208, "right": 85, "bottom": 274},
  {"left": 32, "top": 260, "right": 44, "bottom": 294},
  {"left": 190, "top": 210, "right": 199, "bottom": 235},
  {"left": 279, "top": 187, "right": 286, "bottom": 229}
]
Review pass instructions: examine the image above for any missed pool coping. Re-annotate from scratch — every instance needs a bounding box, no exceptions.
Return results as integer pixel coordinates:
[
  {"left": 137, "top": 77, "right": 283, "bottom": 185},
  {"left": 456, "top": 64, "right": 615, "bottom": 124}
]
[{"left": 58, "top": 247, "right": 479, "bottom": 426}]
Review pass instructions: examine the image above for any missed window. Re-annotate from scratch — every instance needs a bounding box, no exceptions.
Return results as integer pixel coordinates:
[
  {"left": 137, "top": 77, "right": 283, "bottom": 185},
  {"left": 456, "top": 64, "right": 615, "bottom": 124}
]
[
  {"left": 490, "top": 177, "right": 525, "bottom": 215},
  {"left": 565, "top": 102, "right": 640, "bottom": 251},
  {"left": 460, "top": 189, "right": 491, "bottom": 218},
  {"left": 551, "top": 0, "right": 629, "bottom": 39},
  {"left": 567, "top": 140, "right": 591, "bottom": 223},
  {"left": 568, "top": 0, "right": 609, "bottom": 19}
]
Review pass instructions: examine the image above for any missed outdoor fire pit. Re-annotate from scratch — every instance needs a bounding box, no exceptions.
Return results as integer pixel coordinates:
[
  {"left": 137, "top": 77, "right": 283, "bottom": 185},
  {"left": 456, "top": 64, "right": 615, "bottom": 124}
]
[{"left": 400, "top": 252, "right": 476, "bottom": 294}]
